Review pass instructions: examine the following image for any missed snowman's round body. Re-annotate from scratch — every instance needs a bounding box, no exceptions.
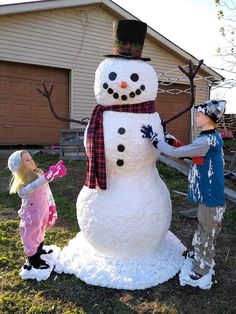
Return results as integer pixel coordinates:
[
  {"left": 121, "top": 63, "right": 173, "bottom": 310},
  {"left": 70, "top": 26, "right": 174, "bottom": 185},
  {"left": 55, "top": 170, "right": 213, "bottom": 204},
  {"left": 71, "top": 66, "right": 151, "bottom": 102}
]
[
  {"left": 77, "top": 110, "right": 171, "bottom": 258},
  {"left": 56, "top": 58, "right": 185, "bottom": 290}
]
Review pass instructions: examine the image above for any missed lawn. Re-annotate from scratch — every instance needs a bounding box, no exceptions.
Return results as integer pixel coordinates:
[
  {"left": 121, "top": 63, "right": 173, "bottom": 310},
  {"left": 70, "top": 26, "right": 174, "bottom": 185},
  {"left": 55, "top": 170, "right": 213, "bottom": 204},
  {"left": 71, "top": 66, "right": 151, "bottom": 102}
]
[{"left": 0, "top": 152, "right": 235, "bottom": 314}]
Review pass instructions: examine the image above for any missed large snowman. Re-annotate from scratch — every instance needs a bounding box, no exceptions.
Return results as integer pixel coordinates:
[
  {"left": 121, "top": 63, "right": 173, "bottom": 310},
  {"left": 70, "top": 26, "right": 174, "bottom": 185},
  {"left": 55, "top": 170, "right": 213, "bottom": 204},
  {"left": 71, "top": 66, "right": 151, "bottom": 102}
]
[{"left": 56, "top": 20, "right": 185, "bottom": 290}]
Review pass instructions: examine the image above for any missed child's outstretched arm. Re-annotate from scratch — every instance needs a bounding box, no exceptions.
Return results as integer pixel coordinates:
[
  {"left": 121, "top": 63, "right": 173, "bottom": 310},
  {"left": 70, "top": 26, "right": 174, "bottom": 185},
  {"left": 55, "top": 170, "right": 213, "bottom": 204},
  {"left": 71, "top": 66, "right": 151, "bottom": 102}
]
[
  {"left": 141, "top": 124, "right": 209, "bottom": 158},
  {"left": 19, "top": 160, "right": 67, "bottom": 197},
  {"left": 19, "top": 175, "right": 48, "bottom": 197},
  {"left": 162, "top": 119, "right": 184, "bottom": 147}
]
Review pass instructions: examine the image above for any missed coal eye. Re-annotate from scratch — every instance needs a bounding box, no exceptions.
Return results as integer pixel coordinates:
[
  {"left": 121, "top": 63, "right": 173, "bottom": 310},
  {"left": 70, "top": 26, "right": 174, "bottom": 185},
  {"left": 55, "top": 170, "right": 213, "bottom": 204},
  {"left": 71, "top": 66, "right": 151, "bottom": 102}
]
[
  {"left": 109, "top": 72, "right": 117, "bottom": 81},
  {"left": 130, "top": 73, "right": 139, "bottom": 82}
]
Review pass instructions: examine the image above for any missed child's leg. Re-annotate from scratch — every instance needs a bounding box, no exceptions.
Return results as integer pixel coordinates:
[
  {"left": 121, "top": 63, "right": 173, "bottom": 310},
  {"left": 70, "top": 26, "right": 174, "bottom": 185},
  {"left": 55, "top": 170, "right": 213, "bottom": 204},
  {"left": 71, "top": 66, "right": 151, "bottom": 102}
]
[
  {"left": 20, "top": 224, "right": 43, "bottom": 257},
  {"left": 20, "top": 203, "right": 49, "bottom": 256},
  {"left": 192, "top": 204, "right": 225, "bottom": 276},
  {"left": 20, "top": 224, "right": 50, "bottom": 269},
  {"left": 37, "top": 215, "right": 53, "bottom": 255}
]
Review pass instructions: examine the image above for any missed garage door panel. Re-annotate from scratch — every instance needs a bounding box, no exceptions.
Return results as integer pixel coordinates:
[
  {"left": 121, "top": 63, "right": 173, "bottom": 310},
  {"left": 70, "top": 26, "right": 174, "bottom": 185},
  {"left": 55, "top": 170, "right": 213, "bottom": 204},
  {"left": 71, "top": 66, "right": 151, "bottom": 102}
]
[
  {"left": 35, "top": 126, "right": 59, "bottom": 141},
  {"left": 155, "top": 84, "right": 191, "bottom": 143},
  {"left": 10, "top": 80, "right": 32, "bottom": 96},
  {"left": 0, "top": 104, "right": 6, "bottom": 118},
  {"left": 0, "top": 125, "right": 62, "bottom": 145},
  {"left": 0, "top": 61, "right": 69, "bottom": 145},
  {"left": 9, "top": 103, "right": 32, "bottom": 118},
  {"left": 0, "top": 78, "right": 8, "bottom": 95},
  {"left": 34, "top": 105, "right": 55, "bottom": 119},
  {"left": 0, "top": 126, "right": 33, "bottom": 143}
]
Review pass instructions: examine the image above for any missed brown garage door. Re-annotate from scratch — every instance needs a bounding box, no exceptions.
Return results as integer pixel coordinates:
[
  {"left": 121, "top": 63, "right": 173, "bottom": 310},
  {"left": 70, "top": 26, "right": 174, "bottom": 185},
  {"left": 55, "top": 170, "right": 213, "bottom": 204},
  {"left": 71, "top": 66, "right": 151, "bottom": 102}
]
[
  {"left": 0, "top": 61, "right": 69, "bottom": 145},
  {"left": 155, "top": 84, "right": 191, "bottom": 144}
]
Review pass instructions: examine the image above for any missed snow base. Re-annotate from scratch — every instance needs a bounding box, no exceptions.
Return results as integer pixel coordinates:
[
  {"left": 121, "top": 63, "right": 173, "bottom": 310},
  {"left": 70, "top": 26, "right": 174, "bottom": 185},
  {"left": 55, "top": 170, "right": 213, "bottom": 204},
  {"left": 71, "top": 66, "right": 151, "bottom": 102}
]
[
  {"left": 55, "top": 231, "right": 186, "bottom": 290},
  {"left": 179, "top": 254, "right": 215, "bottom": 290},
  {"left": 19, "top": 245, "right": 61, "bottom": 281}
]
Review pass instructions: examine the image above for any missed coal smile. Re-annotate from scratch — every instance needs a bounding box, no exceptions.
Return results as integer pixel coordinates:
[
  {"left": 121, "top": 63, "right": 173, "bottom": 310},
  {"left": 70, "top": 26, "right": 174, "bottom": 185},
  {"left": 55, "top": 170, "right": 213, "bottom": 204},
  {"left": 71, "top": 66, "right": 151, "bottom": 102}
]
[{"left": 103, "top": 83, "right": 145, "bottom": 101}]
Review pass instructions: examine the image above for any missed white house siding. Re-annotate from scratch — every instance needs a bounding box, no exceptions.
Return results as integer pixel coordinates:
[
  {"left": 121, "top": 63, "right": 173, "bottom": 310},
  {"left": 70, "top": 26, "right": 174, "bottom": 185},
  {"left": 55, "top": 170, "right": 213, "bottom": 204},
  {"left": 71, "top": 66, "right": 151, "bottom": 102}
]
[{"left": 0, "top": 3, "right": 211, "bottom": 133}]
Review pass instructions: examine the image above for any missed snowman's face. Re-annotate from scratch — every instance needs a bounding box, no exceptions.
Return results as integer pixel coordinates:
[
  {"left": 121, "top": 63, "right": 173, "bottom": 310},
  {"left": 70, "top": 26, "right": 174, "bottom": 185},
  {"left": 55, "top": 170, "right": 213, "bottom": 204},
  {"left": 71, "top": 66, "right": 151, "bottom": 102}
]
[{"left": 94, "top": 58, "right": 158, "bottom": 105}]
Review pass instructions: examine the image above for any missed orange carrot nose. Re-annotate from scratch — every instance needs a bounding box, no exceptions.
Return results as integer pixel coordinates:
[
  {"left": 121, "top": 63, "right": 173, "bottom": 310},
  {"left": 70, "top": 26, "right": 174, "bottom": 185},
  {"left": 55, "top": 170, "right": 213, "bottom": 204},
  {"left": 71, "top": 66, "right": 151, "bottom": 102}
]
[{"left": 120, "top": 81, "right": 128, "bottom": 88}]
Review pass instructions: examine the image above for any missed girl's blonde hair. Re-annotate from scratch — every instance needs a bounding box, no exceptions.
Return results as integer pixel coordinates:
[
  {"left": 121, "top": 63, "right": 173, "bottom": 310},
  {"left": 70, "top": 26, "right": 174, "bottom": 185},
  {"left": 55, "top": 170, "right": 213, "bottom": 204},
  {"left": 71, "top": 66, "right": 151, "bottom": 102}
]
[{"left": 9, "top": 151, "right": 43, "bottom": 194}]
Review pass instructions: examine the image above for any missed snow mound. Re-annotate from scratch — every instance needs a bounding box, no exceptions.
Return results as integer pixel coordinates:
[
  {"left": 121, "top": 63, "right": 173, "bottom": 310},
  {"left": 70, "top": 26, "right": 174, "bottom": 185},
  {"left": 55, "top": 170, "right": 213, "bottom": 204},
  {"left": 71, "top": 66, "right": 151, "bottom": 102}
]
[
  {"left": 179, "top": 254, "right": 215, "bottom": 290},
  {"left": 19, "top": 245, "right": 60, "bottom": 281},
  {"left": 55, "top": 231, "right": 185, "bottom": 290}
]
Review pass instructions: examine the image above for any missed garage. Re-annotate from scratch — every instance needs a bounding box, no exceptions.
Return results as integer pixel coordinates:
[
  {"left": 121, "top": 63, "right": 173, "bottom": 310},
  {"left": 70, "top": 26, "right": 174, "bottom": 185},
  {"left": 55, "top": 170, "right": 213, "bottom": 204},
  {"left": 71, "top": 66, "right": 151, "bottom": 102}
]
[
  {"left": 0, "top": 61, "right": 69, "bottom": 145},
  {"left": 0, "top": 1, "right": 223, "bottom": 147},
  {"left": 156, "top": 84, "right": 191, "bottom": 144}
]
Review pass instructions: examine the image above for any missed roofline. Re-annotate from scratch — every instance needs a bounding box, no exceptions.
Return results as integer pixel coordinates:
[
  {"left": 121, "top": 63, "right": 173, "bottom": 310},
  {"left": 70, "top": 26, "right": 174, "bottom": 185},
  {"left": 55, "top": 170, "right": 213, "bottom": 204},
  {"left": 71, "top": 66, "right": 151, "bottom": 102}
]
[
  {"left": 0, "top": 0, "right": 224, "bottom": 81},
  {"left": 0, "top": 0, "right": 100, "bottom": 15}
]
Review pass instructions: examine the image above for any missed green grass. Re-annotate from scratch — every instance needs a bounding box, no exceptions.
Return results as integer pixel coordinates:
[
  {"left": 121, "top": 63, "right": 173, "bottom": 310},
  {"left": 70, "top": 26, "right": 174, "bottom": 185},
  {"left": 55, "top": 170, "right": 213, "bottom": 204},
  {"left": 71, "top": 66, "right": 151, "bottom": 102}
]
[
  {"left": 0, "top": 152, "right": 235, "bottom": 314},
  {"left": 223, "top": 138, "right": 236, "bottom": 150},
  {"left": 158, "top": 163, "right": 189, "bottom": 201}
]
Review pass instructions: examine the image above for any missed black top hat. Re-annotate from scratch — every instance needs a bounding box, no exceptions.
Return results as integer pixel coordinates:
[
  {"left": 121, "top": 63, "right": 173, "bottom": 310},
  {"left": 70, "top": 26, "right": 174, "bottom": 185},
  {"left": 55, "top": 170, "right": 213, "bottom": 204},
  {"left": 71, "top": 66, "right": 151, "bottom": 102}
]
[{"left": 104, "top": 20, "right": 151, "bottom": 61}]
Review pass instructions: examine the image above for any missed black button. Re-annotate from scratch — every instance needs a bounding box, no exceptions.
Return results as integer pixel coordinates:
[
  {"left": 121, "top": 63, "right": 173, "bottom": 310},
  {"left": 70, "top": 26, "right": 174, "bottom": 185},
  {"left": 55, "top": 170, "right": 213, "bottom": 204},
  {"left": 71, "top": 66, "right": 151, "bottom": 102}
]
[
  {"left": 117, "top": 144, "right": 125, "bottom": 152},
  {"left": 117, "top": 159, "right": 124, "bottom": 166},
  {"left": 118, "top": 127, "right": 125, "bottom": 134},
  {"left": 140, "top": 85, "right": 145, "bottom": 91}
]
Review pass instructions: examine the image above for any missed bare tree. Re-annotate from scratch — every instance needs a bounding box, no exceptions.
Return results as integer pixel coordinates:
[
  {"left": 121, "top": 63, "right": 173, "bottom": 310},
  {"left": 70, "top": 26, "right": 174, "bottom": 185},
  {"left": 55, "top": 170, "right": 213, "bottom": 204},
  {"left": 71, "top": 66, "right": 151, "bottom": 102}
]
[{"left": 215, "top": 0, "right": 236, "bottom": 70}]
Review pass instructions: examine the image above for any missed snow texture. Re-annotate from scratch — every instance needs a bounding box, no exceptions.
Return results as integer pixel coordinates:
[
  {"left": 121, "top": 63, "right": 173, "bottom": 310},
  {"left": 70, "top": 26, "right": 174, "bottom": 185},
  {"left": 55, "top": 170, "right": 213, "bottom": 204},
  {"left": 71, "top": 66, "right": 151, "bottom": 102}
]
[
  {"left": 62, "top": 109, "right": 187, "bottom": 289},
  {"left": 53, "top": 57, "right": 186, "bottom": 289},
  {"left": 179, "top": 254, "right": 215, "bottom": 290},
  {"left": 19, "top": 245, "right": 60, "bottom": 281},
  {"left": 63, "top": 108, "right": 186, "bottom": 289},
  {"left": 55, "top": 231, "right": 185, "bottom": 290},
  {"left": 77, "top": 112, "right": 170, "bottom": 257},
  {"left": 94, "top": 58, "right": 158, "bottom": 106},
  {"left": 188, "top": 165, "right": 202, "bottom": 203}
]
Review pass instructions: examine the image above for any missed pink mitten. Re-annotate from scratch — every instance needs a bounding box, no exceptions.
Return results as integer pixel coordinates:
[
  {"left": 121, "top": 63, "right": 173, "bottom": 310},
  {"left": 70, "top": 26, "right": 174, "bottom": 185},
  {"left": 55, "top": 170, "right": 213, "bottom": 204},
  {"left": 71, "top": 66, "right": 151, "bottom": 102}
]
[
  {"left": 44, "top": 160, "right": 67, "bottom": 182},
  {"left": 47, "top": 205, "right": 57, "bottom": 227}
]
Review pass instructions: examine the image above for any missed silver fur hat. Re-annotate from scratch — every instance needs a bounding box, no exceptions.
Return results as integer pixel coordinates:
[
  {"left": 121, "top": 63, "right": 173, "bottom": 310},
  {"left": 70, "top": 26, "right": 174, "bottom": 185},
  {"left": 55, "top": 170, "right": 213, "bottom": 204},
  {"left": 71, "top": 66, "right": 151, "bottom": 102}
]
[{"left": 8, "top": 150, "right": 24, "bottom": 174}]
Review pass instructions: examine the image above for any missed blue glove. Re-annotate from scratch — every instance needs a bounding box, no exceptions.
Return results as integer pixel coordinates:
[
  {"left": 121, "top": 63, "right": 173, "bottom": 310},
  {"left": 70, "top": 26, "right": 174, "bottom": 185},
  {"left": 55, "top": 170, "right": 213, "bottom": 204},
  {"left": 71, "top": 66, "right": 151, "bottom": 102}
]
[{"left": 141, "top": 124, "right": 160, "bottom": 148}]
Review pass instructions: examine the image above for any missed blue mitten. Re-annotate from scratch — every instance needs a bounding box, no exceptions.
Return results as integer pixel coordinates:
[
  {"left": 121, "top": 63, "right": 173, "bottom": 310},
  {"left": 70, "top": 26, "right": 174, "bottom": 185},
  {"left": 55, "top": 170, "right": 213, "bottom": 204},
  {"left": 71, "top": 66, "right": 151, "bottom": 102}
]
[{"left": 141, "top": 124, "right": 160, "bottom": 148}]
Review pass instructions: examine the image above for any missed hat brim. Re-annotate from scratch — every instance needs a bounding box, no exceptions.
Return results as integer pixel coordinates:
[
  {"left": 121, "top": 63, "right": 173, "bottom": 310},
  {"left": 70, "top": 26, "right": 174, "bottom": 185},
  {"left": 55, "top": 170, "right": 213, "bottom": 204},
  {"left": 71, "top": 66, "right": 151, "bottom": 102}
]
[{"left": 104, "top": 54, "right": 151, "bottom": 61}]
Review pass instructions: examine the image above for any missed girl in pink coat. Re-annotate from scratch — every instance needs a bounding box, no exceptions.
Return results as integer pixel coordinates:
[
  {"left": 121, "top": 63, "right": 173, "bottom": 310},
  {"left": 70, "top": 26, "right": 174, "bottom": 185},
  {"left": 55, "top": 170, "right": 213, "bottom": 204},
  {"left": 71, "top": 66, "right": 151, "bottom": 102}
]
[{"left": 8, "top": 150, "right": 67, "bottom": 271}]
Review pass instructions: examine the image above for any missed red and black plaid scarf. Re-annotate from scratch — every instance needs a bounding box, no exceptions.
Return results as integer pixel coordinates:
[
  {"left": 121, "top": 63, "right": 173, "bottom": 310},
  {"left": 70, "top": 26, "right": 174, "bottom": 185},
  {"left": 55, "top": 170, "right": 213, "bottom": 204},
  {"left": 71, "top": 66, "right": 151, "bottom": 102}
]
[{"left": 85, "top": 101, "right": 155, "bottom": 190}]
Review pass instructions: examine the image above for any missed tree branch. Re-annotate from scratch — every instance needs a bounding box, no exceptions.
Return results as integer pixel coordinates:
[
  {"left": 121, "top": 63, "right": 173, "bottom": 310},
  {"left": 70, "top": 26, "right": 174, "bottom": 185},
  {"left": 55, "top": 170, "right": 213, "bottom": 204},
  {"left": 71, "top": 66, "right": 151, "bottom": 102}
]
[
  {"left": 37, "top": 81, "right": 89, "bottom": 126},
  {"left": 162, "top": 59, "right": 203, "bottom": 128}
]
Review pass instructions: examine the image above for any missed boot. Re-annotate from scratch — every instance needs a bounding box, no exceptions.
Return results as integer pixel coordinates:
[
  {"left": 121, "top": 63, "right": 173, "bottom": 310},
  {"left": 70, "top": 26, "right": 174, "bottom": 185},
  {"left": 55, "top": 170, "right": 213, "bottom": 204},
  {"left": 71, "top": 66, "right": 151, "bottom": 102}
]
[
  {"left": 37, "top": 242, "right": 53, "bottom": 255},
  {"left": 190, "top": 271, "right": 203, "bottom": 280},
  {"left": 23, "top": 252, "right": 50, "bottom": 270}
]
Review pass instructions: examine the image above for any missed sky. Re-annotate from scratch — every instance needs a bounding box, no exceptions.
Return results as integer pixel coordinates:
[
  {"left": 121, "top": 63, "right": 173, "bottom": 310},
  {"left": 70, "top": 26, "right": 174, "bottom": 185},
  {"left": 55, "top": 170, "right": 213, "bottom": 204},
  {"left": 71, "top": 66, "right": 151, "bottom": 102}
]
[{"left": 0, "top": 0, "right": 235, "bottom": 113}]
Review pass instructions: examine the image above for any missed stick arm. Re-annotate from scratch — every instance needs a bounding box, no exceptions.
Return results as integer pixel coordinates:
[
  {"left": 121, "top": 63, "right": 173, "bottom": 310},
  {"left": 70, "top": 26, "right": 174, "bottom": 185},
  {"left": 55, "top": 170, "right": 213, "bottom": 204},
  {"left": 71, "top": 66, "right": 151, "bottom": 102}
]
[
  {"left": 163, "top": 59, "right": 204, "bottom": 125},
  {"left": 37, "top": 81, "right": 89, "bottom": 126}
]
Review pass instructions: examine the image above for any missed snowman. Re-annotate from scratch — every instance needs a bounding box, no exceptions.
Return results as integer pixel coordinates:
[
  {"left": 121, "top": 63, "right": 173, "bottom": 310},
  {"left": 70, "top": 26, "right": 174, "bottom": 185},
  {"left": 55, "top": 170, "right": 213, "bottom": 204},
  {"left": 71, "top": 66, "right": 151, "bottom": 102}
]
[{"left": 55, "top": 20, "right": 185, "bottom": 290}]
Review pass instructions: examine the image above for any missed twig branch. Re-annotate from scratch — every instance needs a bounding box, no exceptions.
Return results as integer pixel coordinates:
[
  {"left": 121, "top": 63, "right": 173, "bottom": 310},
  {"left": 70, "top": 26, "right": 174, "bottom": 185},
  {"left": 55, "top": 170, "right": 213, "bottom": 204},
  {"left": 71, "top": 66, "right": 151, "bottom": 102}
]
[
  {"left": 37, "top": 81, "right": 89, "bottom": 126},
  {"left": 162, "top": 59, "right": 204, "bottom": 127}
]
